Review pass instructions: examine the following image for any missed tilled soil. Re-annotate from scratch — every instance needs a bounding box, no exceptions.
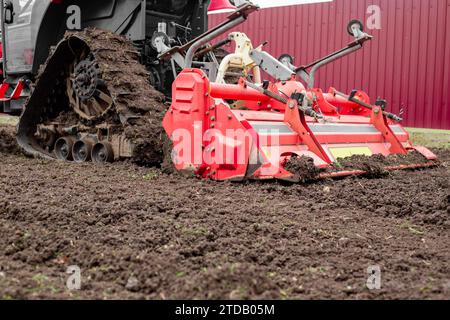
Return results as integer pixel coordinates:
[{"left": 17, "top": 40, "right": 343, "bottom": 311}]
[
  {"left": 0, "top": 126, "right": 449, "bottom": 300},
  {"left": 0, "top": 126, "right": 21, "bottom": 155}
]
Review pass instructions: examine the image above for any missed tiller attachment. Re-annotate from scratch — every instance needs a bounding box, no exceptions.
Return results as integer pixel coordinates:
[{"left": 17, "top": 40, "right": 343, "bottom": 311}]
[
  {"left": 163, "top": 69, "right": 436, "bottom": 181},
  {"left": 162, "top": 16, "right": 437, "bottom": 182}
]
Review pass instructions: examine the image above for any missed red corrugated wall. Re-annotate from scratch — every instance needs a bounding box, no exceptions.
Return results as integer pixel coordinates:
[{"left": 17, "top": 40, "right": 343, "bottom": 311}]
[{"left": 209, "top": 0, "right": 450, "bottom": 130}]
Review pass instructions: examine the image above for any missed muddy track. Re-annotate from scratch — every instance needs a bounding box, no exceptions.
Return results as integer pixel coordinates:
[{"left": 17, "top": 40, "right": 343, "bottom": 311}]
[
  {"left": 0, "top": 139, "right": 449, "bottom": 299},
  {"left": 81, "top": 29, "right": 168, "bottom": 166},
  {"left": 18, "top": 29, "right": 168, "bottom": 166}
]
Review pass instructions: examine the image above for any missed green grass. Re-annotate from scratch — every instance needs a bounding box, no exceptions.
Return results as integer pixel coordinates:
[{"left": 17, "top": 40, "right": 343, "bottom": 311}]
[
  {"left": 406, "top": 127, "right": 450, "bottom": 149},
  {"left": 0, "top": 115, "right": 18, "bottom": 126}
]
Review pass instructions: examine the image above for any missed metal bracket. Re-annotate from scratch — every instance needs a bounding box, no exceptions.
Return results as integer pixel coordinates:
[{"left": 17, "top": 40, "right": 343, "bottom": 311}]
[
  {"left": 294, "top": 21, "right": 373, "bottom": 88},
  {"left": 158, "top": 3, "right": 259, "bottom": 65},
  {"left": 371, "top": 106, "right": 408, "bottom": 155},
  {"left": 216, "top": 32, "right": 261, "bottom": 84},
  {"left": 249, "top": 50, "right": 295, "bottom": 81},
  {"left": 284, "top": 99, "right": 331, "bottom": 163}
]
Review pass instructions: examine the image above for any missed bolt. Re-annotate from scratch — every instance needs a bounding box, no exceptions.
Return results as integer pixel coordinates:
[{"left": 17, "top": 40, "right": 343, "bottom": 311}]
[
  {"left": 206, "top": 111, "right": 210, "bottom": 116},
  {"left": 228, "top": 115, "right": 232, "bottom": 120},
  {"left": 211, "top": 116, "right": 216, "bottom": 121},
  {"left": 211, "top": 124, "right": 215, "bottom": 128}
]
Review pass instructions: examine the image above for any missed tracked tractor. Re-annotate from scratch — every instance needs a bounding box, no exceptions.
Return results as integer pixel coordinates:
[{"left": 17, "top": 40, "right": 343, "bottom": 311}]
[
  {"left": 0, "top": 0, "right": 210, "bottom": 104},
  {"left": 0, "top": 0, "right": 438, "bottom": 180}
]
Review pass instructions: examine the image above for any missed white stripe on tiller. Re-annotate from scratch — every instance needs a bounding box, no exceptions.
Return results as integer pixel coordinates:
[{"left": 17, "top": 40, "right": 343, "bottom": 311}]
[
  {"left": 248, "top": 121, "right": 407, "bottom": 136},
  {"left": 389, "top": 125, "right": 407, "bottom": 135},
  {"left": 308, "top": 124, "right": 380, "bottom": 134},
  {"left": 248, "top": 121, "right": 295, "bottom": 135}
]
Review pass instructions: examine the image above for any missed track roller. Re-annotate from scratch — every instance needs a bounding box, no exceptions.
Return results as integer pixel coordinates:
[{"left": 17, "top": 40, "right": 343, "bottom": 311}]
[
  {"left": 92, "top": 141, "right": 114, "bottom": 163},
  {"left": 72, "top": 139, "right": 94, "bottom": 163},
  {"left": 54, "top": 137, "right": 76, "bottom": 161}
]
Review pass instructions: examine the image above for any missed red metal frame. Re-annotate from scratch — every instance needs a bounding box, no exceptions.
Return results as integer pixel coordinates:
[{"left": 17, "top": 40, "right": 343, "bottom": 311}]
[
  {"left": 0, "top": 80, "right": 24, "bottom": 102},
  {"left": 163, "top": 69, "right": 438, "bottom": 181},
  {"left": 370, "top": 105, "right": 408, "bottom": 155},
  {"left": 283, "top": 99, "right": 331, "bottom": 164}
]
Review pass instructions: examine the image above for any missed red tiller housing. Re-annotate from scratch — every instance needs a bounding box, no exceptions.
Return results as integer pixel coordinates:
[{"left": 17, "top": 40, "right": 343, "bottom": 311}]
[{"left": 209, "top": 0, "right": 450, "bottom": 130}]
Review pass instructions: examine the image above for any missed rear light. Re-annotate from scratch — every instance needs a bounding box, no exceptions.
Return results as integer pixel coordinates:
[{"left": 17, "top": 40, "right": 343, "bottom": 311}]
[{"left": 24, "top": 48, "right": 33, "bottom": 65}]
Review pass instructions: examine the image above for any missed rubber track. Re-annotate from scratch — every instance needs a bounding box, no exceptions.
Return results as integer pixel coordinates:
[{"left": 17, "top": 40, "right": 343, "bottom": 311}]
[{"left": 17, "top": 28, "right": 167, "bottom": 165}]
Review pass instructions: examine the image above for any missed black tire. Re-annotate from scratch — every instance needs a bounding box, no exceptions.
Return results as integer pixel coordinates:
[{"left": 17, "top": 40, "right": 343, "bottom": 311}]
[
  {"left": 278, "top": 54, "right": 294, "bottom": 65},
  {"left": 347, "top": 19, "right": 364, "bottom": 36},
  {"left": 73, "top": 140, "right": 93, "bottom": 163},
  {"left": 92, "top": 141, "right": 114, "bottom": 163},
  {"left": 54, "top": 137, "right": 76, "bottom": 161}
]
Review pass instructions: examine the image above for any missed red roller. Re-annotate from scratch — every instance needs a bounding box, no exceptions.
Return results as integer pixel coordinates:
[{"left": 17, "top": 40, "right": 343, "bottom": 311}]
[{"left": 209, "top": 83, "right": 270, "bottom": 102}]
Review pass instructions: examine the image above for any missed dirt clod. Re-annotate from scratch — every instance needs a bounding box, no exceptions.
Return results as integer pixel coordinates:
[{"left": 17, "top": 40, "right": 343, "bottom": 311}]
[
  {"left": 0, "top": 126, "right": 20, "bottom": 155},
  {"left": 285, "top": 156, "right": 321, "bottom": 182},
  {"left": 334, "top": 154, "right": 389, "bottom": 178},
  {"left": 335, "top": 151, "right": 431, "bottom": 176}
]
